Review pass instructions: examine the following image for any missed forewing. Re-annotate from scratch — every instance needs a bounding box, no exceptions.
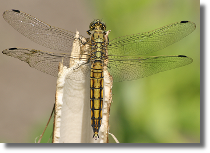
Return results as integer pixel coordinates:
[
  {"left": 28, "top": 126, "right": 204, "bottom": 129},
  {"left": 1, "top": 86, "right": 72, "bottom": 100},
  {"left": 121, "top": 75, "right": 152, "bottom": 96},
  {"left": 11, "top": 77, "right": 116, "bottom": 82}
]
[
  {"left": 107, "top": 55, "right": 193, "bottom": 82},
  {"left": 108, "top": 21, "right": 196, "bottom": 56},
  {"left": 3, "top": 9, "right": 86, "bottom": 53}
]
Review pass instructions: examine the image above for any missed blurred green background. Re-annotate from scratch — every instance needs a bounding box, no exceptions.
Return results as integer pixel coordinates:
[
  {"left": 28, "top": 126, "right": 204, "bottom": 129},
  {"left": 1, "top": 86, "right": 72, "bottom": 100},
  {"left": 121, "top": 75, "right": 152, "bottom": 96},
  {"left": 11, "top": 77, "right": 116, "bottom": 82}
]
[{"left": 0, "top": 0, "right": 199, "bottom": 143}]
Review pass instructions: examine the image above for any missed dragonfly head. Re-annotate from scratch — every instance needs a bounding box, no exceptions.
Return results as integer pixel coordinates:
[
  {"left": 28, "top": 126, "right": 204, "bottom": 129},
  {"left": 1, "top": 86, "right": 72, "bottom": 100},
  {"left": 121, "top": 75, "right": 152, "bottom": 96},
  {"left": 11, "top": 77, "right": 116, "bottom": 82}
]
[{"left": 89, "top": 19, "right": 106, "bottom": 31}]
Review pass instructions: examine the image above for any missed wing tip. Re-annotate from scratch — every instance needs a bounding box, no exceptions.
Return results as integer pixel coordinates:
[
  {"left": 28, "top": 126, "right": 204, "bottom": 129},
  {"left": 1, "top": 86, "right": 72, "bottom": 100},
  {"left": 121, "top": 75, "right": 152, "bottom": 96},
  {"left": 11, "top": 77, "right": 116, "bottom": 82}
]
[
  {"left": 3, "top": 9, "right": 20, "bottom": 17},
  {"left": 2, "top": 48, "right": 18, "bottom": 54},
  {"left": 180, "top": 20, "right": 196, "bottom": 29},
  {"left": 178, "top": 55, "right": 193, "bottom": 64}
]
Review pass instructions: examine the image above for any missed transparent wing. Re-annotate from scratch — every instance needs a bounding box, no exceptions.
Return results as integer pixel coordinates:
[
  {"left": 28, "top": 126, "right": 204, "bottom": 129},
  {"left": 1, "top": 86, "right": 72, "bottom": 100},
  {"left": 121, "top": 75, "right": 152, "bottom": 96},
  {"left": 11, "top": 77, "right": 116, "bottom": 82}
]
[
  {"left": 107, "top": 55, "right": 193, "bottom": 82},
  {"left": 2, "top": 48, "right": 86, "bottom": 77},
  {"left": 3, "top": 9, "right": 86, "bottom": 53},
  {"left": 2, "top": 48, "right": 90, "bottom": 80},
  {"left": 108, "top": 21, "right": 196, "bottom": 56}
]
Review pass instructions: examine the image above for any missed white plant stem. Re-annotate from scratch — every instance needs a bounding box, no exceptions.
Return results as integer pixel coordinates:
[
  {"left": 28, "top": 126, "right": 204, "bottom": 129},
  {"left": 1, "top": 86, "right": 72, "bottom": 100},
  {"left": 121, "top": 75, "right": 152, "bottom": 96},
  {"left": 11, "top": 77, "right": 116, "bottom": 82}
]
[{"left": 53, "top": 31, "right": 113, "bottom": 143}]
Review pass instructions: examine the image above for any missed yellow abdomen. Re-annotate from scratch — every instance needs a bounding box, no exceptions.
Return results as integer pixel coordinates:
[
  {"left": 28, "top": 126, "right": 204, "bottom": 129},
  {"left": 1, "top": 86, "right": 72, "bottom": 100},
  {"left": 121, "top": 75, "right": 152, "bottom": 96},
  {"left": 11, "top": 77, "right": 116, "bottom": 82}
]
[{"left": 90, "top": 60, "right": 104, "bottom": 138}]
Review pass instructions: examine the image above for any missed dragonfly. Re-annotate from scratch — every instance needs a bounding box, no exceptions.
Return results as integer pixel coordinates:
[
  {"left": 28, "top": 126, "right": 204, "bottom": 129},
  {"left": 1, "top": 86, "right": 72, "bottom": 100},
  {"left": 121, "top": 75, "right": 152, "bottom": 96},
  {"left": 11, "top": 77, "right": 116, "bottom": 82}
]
[{"left": 2, "top": 9, "right": 196, "bottom": 139}]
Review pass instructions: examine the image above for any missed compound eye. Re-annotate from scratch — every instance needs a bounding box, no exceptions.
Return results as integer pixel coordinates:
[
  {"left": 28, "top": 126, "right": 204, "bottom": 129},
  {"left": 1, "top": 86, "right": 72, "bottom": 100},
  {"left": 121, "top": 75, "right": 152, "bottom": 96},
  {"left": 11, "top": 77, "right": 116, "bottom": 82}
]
[
  {"left": 90, "top": 24, "right": 95, "bottom": 30},
  {"left": 102, "top": 25, "right": 106, "bottom": 30}
]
